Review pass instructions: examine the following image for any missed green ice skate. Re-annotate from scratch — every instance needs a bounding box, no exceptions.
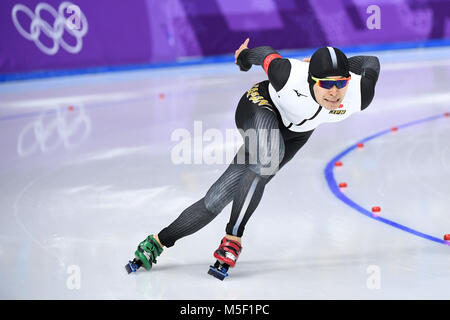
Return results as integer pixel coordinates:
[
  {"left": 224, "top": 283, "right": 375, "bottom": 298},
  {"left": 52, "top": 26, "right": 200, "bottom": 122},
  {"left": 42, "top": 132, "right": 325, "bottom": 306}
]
[{"left": 125, "top": 235, "right": 163, "bottom": 273}]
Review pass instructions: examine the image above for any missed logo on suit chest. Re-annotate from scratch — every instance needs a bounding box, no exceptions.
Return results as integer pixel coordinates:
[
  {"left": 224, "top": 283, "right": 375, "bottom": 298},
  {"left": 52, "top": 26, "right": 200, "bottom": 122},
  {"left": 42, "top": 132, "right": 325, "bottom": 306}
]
[
  {"left": 329, "top": 109, "right": 347, "bottom": 115},
  {"left": 293, "top": 89, "right": 307, "bottom": 98},
  {"left": 329, "top": 104, "right": 346, "bottom": 114}
]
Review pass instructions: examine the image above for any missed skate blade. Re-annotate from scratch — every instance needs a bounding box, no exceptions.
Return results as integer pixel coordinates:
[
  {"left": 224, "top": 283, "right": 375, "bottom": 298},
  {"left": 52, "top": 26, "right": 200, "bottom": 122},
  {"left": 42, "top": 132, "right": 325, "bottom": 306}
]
[
  {"left": 125, "top": 260, "right": 140, "bottom": 274},
  {"left": 208, "top": 265, "right": 228, "bottom": 281}
]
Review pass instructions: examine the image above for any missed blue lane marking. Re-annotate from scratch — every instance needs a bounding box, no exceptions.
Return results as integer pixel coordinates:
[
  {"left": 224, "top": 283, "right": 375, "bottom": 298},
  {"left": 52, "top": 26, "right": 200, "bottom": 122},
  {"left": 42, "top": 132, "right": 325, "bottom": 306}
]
[
  {"left": 324, "top": 113, "right": 450, "bottom": 246},
  {"left": 2, "top": 39, "right": 450, "bottom": 82}
]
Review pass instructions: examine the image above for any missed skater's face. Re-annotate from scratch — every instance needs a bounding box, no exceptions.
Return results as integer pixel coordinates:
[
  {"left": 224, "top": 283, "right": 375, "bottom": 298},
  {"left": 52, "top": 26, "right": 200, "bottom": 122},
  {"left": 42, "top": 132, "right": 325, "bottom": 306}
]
[{"left": 313, "top": 76, "right": 349, "bottom": 110}]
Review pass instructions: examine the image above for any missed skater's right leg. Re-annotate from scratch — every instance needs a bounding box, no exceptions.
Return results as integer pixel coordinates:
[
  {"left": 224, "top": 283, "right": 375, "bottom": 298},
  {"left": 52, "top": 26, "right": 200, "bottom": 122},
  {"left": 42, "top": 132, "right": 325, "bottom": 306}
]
[
  {"left": 132, "top": 119, "right": 251, "bottom": 270},
  {"left": 156, "top": 96, "right": 286, "bottom": 250},
  {"left": 156, "top": 146, "right": 250, "bottom": 248},
  {"left": 133, "top": 148, "right": 249, "bottom": 269}
]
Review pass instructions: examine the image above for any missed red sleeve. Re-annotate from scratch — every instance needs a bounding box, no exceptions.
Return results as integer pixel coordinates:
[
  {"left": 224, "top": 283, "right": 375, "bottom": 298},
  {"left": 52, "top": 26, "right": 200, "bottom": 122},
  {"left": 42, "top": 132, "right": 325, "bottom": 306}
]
[{"left": 263, "top": 53, "right": 282, "bottom": 74}]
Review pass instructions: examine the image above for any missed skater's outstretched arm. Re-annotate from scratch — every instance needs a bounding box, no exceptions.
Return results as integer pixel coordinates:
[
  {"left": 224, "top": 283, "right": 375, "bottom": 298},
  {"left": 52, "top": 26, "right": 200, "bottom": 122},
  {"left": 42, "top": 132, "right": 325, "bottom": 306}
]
[
  {"left": 235, "top": 38, "right": 291, "bottom": 92},
  {"left": 348, "top": 55, "right": 381, "bottom": 110}
]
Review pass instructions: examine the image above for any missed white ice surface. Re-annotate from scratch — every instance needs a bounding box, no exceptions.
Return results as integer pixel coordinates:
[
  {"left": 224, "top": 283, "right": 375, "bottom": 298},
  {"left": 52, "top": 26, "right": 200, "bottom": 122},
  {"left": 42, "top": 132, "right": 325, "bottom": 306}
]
[{"left": 0, "top": 46, "right": 449, "bottom": 299}]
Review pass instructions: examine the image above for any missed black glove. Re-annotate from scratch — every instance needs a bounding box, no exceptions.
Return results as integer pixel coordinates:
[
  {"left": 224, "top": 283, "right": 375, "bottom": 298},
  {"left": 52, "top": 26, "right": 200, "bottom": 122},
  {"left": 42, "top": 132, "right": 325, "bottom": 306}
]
[{"left": 236, "top": 49, "right": 252, "bottom": 72}]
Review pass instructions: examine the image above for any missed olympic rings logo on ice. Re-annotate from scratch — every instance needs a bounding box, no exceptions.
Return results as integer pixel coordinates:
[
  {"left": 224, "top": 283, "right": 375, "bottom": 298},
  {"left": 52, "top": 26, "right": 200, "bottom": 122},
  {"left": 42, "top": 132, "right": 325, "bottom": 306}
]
[
  {"left": 11, "top": 2, "right": 88, "bottom": 55},
  {"left": 17, "top": 105, "right": 92, "bottom": 157}
]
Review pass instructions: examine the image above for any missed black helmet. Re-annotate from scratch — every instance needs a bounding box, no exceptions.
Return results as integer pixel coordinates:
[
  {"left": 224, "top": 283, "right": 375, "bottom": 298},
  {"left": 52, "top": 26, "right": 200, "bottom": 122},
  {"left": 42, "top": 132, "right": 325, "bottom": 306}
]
[{"left": 307, "top": 46, "right": 350, "bottom": 102}]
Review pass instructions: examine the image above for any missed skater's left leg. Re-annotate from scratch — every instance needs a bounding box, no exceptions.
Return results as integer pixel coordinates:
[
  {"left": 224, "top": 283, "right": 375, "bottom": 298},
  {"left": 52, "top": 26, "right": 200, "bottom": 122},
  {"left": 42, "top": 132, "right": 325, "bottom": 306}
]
[
  {"left": 223, "top": 129, "right": 315, "bottom": 242},
  {"left": 225, "top": 106, "right": 285, "bottom": 240},
  {"left": 208, "top": 130, "right": 315, "bottom": 278},
  {"left": 211, "top": 108, "right": 284, "bottom": 268}
]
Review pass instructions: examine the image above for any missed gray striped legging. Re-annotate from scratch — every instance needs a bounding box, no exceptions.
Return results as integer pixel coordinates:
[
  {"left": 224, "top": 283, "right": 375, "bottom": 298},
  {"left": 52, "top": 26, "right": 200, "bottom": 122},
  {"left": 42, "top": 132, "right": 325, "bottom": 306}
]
[{"left": 158, "top": 81, "right": 314, "bottom": 247}]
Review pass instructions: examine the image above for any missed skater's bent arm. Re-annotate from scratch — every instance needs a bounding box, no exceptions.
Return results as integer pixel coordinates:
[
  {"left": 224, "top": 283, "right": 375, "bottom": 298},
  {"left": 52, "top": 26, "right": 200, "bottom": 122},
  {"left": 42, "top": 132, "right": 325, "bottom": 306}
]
[
  {"left": 236, "top": 46, "right": 291, "bottom": 92},
  {"left": 348, "top": 56, "right": 381, "bottom": 110}
]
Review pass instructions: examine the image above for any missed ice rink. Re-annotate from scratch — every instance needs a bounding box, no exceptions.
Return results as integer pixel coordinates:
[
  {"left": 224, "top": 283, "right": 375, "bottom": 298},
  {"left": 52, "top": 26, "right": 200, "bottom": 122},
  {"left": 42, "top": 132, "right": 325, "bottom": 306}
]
[{"left": 0, "top": 46, "right": 449, "bottom": 299}]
